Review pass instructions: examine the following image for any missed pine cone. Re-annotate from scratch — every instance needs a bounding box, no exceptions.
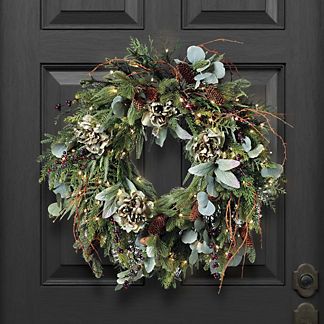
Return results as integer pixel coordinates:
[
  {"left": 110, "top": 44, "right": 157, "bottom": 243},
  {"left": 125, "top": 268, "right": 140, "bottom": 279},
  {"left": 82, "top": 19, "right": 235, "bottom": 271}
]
[
  {"left": 239, "top": 225, "right": 254, "bottom": 247},
  {"left": 148, "top": 214, "right": 166, "bottom": 235},
  {"left": 145, "top": 87, "right": 158, "bottom": 102},
  {"left": 189, "top": 202, "right": 200, "bottom": 222},
  {"left": 177, "top": 63, "right": 195, "bottom": 84},
  {"left": 133, "top": 93, "right": 145, "bottom": 110},
  {"left": 205, "top": 86, "right": 225, "bottom": 106}
]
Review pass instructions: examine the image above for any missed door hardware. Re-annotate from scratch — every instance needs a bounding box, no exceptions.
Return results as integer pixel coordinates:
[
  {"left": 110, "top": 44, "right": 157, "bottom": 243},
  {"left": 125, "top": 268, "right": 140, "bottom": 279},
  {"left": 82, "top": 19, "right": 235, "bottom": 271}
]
[
  {"left": 293, "top": 264, "right": 318, "bottom": 298},
  {"left": 294, "top": 303, "right": 318, "bottom": 324}
]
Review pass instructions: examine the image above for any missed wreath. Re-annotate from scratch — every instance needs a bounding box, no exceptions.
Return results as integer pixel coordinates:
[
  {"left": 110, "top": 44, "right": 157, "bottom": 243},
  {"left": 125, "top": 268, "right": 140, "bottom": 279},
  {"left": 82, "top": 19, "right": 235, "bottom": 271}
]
[{"left": 39, "top": 38, "right": 286, "bottom": 291}]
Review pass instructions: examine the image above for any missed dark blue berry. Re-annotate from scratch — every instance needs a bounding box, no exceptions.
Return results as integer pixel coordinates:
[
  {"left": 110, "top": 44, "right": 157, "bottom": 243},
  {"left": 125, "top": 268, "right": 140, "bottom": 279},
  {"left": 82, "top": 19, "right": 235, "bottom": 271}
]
[{"left": 55, "top": 104, "right": 62, "bottom": 111}]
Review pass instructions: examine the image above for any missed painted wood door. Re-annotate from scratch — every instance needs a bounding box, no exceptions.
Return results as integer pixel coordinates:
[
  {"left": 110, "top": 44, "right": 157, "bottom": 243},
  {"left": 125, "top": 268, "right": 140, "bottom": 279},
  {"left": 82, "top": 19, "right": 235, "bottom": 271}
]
[{"left": 0, "top": 0, "right": 322, "bottom": 323}]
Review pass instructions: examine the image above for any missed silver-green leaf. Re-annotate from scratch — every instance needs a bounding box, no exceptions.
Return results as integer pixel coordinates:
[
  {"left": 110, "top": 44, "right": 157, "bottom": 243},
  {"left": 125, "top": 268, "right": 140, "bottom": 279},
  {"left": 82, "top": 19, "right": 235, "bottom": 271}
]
[
  {"left": 188, "top": 162, "right": 215, "bottom": 176},
  {"left": 48, "top": 202, "right": 62, "bottom": 217},
  {"left": 51, "top": 143, "right": 67, "bottom": 158},
  {"left": 248, "top": 144, "right": 264, "bottom": 158},
  {"left": 217, "top": 159, "right": 240, "bottom": 171},
  {"left": 215, "top": 168, "right": 240, "bottom": 189},
  {"left": 261, "top": 163, "right": 283, "bottom": 179},
  {"left": 181, "top": 229, "right": 198, "bottom": 244}
]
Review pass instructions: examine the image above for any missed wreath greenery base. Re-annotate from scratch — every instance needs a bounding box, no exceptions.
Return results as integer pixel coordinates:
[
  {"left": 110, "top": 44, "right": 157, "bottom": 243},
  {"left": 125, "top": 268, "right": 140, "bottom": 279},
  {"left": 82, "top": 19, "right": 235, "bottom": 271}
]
[{"left": 39, "top": 38, "right": 285, "bottom": 291}]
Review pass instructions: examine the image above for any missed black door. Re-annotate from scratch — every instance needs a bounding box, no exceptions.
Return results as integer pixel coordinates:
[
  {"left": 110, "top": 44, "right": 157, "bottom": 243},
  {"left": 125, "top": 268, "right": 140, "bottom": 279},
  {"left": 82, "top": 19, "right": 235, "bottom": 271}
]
[{"left": 0, "top": 0, "right": 323, "bottom": 323}]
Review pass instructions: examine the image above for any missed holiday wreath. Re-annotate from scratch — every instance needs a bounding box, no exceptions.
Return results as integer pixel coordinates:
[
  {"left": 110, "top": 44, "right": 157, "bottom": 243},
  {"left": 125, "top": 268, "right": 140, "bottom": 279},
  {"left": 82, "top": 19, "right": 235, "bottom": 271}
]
[{"left": 39, "top": 38, "right": 286, "bottom": 291}]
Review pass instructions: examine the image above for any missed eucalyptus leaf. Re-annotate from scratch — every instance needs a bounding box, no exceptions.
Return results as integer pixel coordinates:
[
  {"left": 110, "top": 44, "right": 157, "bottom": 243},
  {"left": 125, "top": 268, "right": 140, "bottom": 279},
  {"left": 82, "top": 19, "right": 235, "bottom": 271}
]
[
  {"left": 228, "top": 249, "right": 245, "bottom": 267},
  {"left": 146, "top": 246, "right": 155, "bottom": 258},
  {"left": 215, "top": 168, "right": 240, "bottom": 189},
  {"left": 197, "top": 241, "right": 213, "bottom": 254},
  {"left": 248, "top": 144, "right": 264, "bottom": 158},
  {"left": 181, "top": 229, "right": 198, "bottom": 244},
  {"left": 242, "top": 136, "right": 252, "bottom": 152},
  {"left": 135, "top": 134, "right": 144, "bottom": 159},
  {"left": 155, "top": 127, "right": 167, "bottom": 147},
  {"left": 189, "top": 250, "right": 198, "bottom": 265},
  {"left": 115, "top": 284, "right": 123, "bottom": 291},
  {"left": 174, "top": 122, "right": 192, "bottom": 140},
  {"left": 53, "top": 183, "right": 70, "bottom": 199},
  {"left": 206, "top": 176, "right": 218, "bottom": 197},
  {"left": 261, "top": 163, "right": 283, "bottom": 179},
  {"left": 213, "top": 61, "right": 226, "bottom": 79},
  {"left": 125, "top": 178, "right": 137, "bottom": 193},
  {"left": 198, "top": 200, "right": 215, "bottom": 216},
  {"left": 188, "top": 162, "right": 215, "bottom": 176},
  {"left": 117, "top": 270, "right": 130, "bottom": 278},
  {"left": 144, "top": 257, "right": 156, "bottom": 273},
  {"left": 48, "top": 202, "right": 62, "bottom": 217},
  {"left": 95, "top": 184, "right": 120, "bottom": 201},
  {"left": 197, "top": 191, "right": 208, "bottom": 207},
  {"left": 141, "top": 112, "right": 152, "bottom": 126},
  {"left": 228, "top": 255, "right": 243, "bottom": 267},
  {"left": 217, "top": 159, "right": 240, "bottom": 171},
  {"left": 194, "top": 218, "right": 205, "bottom": 231},
  {"left": 204, "top": 73, "right": 218, "bottom": 84},
  {"left": 187, "top": 45, "right": 205, "bottom": 64},
  {"left": 51, "top": 143, "right": 67, "bottom": 158},
  {"left": 203, "top": 229, "right": 210, "bottom": 243},
  {"left": 111, "top": 96, "right": 125, "bottom": 118},
  {"left": 197, "top": 192, "right": 215, "bottom": 216},
  {"left": 102, "top": 201, "right": 117, "bottom": 219}
]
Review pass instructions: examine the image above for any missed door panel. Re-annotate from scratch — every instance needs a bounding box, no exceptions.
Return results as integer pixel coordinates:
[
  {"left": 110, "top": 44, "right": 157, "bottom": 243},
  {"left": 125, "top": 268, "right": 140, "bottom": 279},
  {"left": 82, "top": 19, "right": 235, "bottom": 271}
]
[
  {"left": 182, "top": 0, "right": 284, "bottom": 29},
  {"left": 41, "top": 0, "right": 144, "bottom": 29},
  {"left": 0, "top": 0, "right": 322, "bottom": 323}
]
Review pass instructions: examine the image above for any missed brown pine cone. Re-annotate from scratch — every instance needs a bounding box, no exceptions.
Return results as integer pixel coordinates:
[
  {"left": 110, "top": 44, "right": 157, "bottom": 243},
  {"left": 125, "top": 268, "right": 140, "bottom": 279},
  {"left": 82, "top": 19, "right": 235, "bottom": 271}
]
[
  {"left": 145, "top": 87, "right": 158, "bottom": 102},
  {"left": 189, "top": 202, "right": 200, "bottom": 222},
  {"left": 177, "top": 63, "right": 195, "bottom": 84},
  {"left": 239, "top": 225, "right": 254, "bottom": 247},
  {"left": 148, "top": 214, "right": 166, "bottom": 235},
  {"left": 132, "top": 92, "right": 145, "bottom": 110},
  {"left": 205, "top": 86, "right": 225, "bottom": 106}
]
